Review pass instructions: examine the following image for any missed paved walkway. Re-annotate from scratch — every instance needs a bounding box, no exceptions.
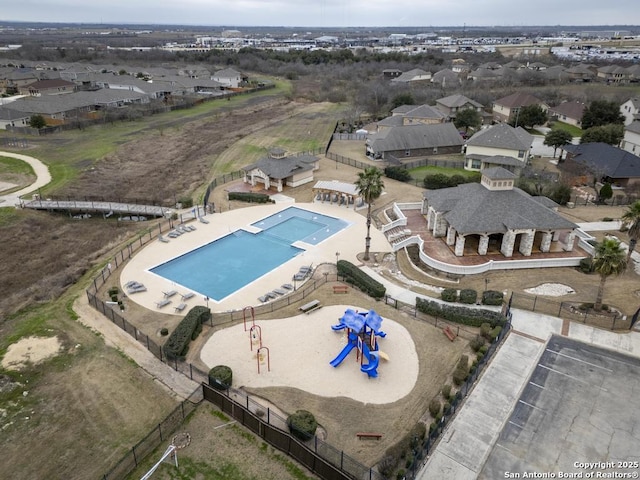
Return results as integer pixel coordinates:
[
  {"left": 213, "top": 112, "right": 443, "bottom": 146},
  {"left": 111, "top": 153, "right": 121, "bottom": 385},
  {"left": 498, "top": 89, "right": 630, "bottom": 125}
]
[{"left": 0, "top": 151, "right": 51, "bottom": 206}]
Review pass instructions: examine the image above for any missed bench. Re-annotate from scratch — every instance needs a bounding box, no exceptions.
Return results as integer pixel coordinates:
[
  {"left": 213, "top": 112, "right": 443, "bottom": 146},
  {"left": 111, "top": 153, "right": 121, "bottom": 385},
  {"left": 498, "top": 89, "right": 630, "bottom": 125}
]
[
  {"left": 356, "top": 432, "right": 383, "bottom": 440},
  {"left": 443, "top": 326, "right": 456, "bottom": 342},
  {"left": 332, "top": 285, "right": 349, "bottom": 294},
  {"left": 300, "top": 300, "right": 321, "bottom": 314}
]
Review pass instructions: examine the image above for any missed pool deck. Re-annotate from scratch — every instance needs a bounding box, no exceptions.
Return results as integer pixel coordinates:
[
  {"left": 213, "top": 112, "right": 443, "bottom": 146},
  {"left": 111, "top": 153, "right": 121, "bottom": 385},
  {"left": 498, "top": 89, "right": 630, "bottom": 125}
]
[{"left": 120, "top": 202, "right": 391, "bottom": 312}]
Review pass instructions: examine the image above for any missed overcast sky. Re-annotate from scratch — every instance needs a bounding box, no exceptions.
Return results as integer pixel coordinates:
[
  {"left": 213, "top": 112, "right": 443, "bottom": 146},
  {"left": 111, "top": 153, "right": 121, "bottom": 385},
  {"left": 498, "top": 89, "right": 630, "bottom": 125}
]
[{"left": 2, "top": 0, "right": 639, "bottom": 28}]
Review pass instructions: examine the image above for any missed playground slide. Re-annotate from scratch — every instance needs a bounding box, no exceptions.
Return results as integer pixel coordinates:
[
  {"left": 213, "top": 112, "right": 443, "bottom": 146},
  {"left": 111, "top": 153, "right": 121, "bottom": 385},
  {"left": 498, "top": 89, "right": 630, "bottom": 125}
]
[
  {"left": 329, "top": 341, "right": 356, "bottom": 367},
  {"left": 360, "top": 344, "right": 380, "bottom": 378}
]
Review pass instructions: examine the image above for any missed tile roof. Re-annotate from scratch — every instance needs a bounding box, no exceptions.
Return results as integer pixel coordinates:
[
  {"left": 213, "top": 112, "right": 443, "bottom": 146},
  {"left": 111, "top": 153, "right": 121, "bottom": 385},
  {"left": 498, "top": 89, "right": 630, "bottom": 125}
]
[
  {"left": 423, "top": 183, "right": 576, "bottom": 235},
  {"left": 562, "top": 143, "right": 640, "bottom": 179},
  {"left": 466, "top": 124, "right": 534, "bottom": 150}
]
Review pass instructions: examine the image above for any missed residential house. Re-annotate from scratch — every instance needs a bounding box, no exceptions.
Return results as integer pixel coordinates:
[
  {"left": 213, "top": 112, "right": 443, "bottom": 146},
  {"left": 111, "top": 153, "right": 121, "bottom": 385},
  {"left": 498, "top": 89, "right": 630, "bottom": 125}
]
[
  {"left": 467, "top": 67, "right": 502, "bottom": 83},
  {"left": 365, "top": 123, "right": 463, "bottom": 160},
  {"left": 492, "top": 92, "right": 548, "bottom": 124},
  {"left": 386, "top": 104, "right": 446, "bottom": 126},
  {"left": 542, "top": 65, "right": 570, "bottom": 83},
  {"left": 527, "top": 62, "right": 548, "bottom": 71},
  {"left": 422, "top": 166, "right": 578, "bottom": 258},
  {"left": 560, "top": 142, "right": 640, "bottom": 189},
  {"left": 549, "top": 101, "right": 586, "bottom": 128},
  {"left": 211, "top": 68, "right": 247, "bottom": 88},
  {"left": 0, "top": 108, "right": 30, "bottom": 129},
  {"left": 241, "top": 148, "right": 319, "bottom": 192},
  {"left": 565, "top": 64, "right": 596, "bottom": 83},
  {"left": 596, "top": 65, "right": 628, "bottom": 84},
  {"left": 430, "top": 68, "right": 461, "bottom": 88},
  {"left": 382, "top": 69, "right": 402, "bottom": 78},
  {"left": 20, "top": 79, "right": 76, "bottom": 96},
  {"left": 390, "top": 68, "right": 432, "bottom": 85},
  {"left": 435, "top": 94, "right": 484, "bottom": 121},
  {"left": 621, "top": 122, "right": 640, "bottom": 155},
  {"left": 620, "top": 97, "right": 640, "bottom": 125},
  {"left": 464, "top": 123, "right": 534, "bottom": 173}
]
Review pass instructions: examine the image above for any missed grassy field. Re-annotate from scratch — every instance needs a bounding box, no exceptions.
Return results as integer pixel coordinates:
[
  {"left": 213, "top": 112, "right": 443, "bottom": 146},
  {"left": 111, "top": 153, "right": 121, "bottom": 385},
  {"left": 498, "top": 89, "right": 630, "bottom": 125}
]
[
  {"left": 548, "top": 120, "right": 583, "bottom": 137},
  {"left": 125, "top": 403, "right": 318, "bottom": 480},
  {"left": 409, "top": 164, "right": 477, "bottom": 184},
  {"left": 0, "top": 155, "right": 36, "bottom": 193}
]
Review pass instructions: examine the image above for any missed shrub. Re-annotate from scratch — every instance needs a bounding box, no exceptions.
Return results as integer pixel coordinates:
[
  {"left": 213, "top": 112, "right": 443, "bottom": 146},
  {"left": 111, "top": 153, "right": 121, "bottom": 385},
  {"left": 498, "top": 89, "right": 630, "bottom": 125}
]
[
  {"left": 470, "top": 335, "right": 486, "bottom": 352},
  {"left": 441, "top": 288, "right": 458, "bottom": 302},
  {"left": 429, "top": 398, "right": 441, "bottom": 417},
  {"left": 396, "top": 469, "right": 406, "bottom": 480},
  {"left": 108, "top": 286, "right": 119, "bottom": 297},
  {"left": 423, "top": 173, "right": 452, "bottom": 190},
  {"left": 459, "top": 289, "right": 477, "bottom": 304},
  {"left": 429, "top": 422, "right": 437, "bottom": 433},
  {"left": 177, "top": 196, "right": 194, "bottom": 208},
  {"left": 410, "top": 422, "right": 426, "bottom": 444},
  {"left": 337, "top": 260, "right": 386, "bottom": 299},
  {"left": 160, "top": 327, "right": 169, "bottom": 336},
  {"left": 476, "top": 351, "right": 485, "bottom": 362},
  {"left": 482, "top": 290, "right": 504, "bottom": 306},
  {"left": 384, "top": 166, "right": 412, "bottom": 182},
  {"left": 208, "top": 365, "right": 233, "bottom": 390},
  {"left": 228, "top": 191, "right": 273, "bottom": 203},
  {"left": 479, "top": 345, "right": 488, "bottom": 354},
  {"left": 287, "top": 410, "right": 317, "bottom": 441},
  {"left": 443, "top": 402, "right": 451, "bottom": 413},
  {"left": 480, "top": 322, "right": 492, "bottom": 340},
  {"left": 579, "top": 257, "right": 595, "bottom": 273},
  {"left": 489, "top": 326, "right": 502, "bottom": 342},
  {"left": 163, "top": 305, "right": 211, "bottom": 360},
  {"left": 452, "top": 355, "right": 470, "bottom": 386},
  {"left": 416, "top": 297, "right": 507, "bottom": 328},
  {"left": 441, "top": 384, "right": 452, "bottom": 399},
  {"left": 378, "top": 455, "right": 397, "bottom": 478}
]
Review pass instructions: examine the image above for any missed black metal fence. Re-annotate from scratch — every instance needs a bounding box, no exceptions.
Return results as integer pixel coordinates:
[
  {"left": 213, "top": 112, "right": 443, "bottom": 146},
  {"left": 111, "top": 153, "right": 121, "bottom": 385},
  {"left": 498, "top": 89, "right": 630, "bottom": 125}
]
[
  {"left": 567, "top": 194, "right": 637, "bottom": 207},
  {"left": 101, "top": 389, "right": 202, "bottom": 480},
  {"left": 202, "top": 383, "right": 382, "bottom": 480},
  {"left": 509, "top": 291, "right": 630, "bottom": 331}
]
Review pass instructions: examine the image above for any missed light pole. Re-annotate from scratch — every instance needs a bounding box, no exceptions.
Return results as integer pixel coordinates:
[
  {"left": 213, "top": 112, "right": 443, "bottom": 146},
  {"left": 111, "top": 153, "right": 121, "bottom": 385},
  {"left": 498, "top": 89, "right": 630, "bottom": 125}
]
[
  {"left": 335, "top": 251, "right": 340, "bottom": 280},
  {"left": 204, "top": 296, "right": 209, "bottom": 309}
]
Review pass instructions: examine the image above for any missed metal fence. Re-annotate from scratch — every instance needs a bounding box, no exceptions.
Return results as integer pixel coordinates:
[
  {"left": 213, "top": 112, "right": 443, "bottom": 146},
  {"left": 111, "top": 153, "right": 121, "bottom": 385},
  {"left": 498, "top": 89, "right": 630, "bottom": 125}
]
[
  {"left": 568, "top": 194, "right": 637, "bottom": 207},
  {"left": 509, "top": 291, "right": 630, "bottom": 331},
  {"left": 101, "top": 389, "right": 202, "bottom": 480},
  {"left": 202, "top": 383, "right": 381, "bottom": 480}
]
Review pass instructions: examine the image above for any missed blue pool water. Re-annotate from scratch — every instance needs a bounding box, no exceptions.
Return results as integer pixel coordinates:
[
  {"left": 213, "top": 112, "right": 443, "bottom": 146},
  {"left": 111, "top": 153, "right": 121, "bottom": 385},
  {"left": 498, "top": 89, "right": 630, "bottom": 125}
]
[{"left": 150, "top": 207, "right": 349, "bottom": 301}]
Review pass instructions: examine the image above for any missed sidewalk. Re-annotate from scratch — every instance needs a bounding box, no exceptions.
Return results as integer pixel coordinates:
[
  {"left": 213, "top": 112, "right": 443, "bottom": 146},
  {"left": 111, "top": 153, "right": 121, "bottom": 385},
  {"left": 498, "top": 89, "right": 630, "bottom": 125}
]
[
  {"left": 416, "top": 308, "right": 640, "bottom": 479},
  {"left": 0, "top": 151, "right": 51, "bottom": 206}
]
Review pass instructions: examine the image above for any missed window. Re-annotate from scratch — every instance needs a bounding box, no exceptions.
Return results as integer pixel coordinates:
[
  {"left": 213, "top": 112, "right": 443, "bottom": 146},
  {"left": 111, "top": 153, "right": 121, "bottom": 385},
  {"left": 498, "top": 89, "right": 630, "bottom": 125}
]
[
  {"left": 433, "top": 147, "right": 438, "bottom": 154},
  {"left": 518, "top": 150, "right": 525, "bottom": 158},
  {"left": 471, "top": 159, "right": 481, "bottom": 169},
  {"left": 405, "top": 150, "right": 411, "bottom": 156}
]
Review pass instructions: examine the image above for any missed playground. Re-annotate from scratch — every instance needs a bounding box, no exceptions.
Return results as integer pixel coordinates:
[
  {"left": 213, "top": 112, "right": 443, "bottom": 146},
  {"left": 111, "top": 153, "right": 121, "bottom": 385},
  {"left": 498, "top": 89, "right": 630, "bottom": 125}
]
[{"left": 200, "top": 305, "right": 420, "bottom": 404}]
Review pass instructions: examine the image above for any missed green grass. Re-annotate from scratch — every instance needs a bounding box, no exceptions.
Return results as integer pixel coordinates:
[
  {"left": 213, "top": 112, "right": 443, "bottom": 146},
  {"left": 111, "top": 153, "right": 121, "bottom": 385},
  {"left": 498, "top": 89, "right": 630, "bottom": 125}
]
[
  {"left": 409, "top": 165, "right": 477, "bottom": 184},
  {"left": 0, "top": 155, "right": 36, "bottom": 176},
  {"left": 548, "top": 121, "right": 583, "bottom": 137}
]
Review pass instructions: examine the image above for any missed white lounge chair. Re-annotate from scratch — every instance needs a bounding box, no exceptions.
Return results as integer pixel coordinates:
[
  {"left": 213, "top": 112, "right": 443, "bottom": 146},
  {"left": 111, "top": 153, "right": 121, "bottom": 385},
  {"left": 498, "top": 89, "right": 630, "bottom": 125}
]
[
  {"left": 156, "top": 299, "right": 171, "bottom": 309},
  {"left": 181, "top": 292, "right": 195, "bottom": 301},
  {"left": 199, "top": 216, "right": 209, "bottom": 224},
  {"left": 163, "top": 290, "right": 177, "bottom": 298},
  {"left": 174, "top": 303, "right": 187, "bottom": 313},
  {"left": 158, "top": 235, "right": 170, "bottom": 243}
]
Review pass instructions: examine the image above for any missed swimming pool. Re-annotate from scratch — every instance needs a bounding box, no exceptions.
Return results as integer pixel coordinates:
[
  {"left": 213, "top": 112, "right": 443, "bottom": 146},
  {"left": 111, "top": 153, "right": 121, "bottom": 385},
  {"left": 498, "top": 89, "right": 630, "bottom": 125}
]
[{"left": 150, "top": 207, "right": 349, "bottom": 301}]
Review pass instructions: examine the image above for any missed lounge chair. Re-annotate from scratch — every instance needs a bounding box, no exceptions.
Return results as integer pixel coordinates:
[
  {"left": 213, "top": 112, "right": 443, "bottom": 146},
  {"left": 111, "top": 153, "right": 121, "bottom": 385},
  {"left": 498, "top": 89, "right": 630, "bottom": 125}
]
[
  {"left": 177, "top": 225, "right": 190, "bottom": 234},
  {"left": 258, "top": 295, "right": 269, "bottom": 303},
  {"left": 273, "top": 288, "right": 286, "bottom": 296},
  {"left": 127, "top": 284, "right": 147, "bottom": 294},
  {"left": 168, "top": 232, "right": 179, "bottom": 239},
  {"left": 199, "top": 216, "right": 209, "bottom": 224},
  {"left": 293, "top": 273, "right": 306, "bottom": 282},
  {"left": 163, "top": 290, "right": 177, "bottom": 298},
  {"left": 124, "top": 280, "right": 140, "bottom": 289},
  {"left": 156, "top": 299, "right": 172, "bottom": 309},
  {"left": 181, "top": 292, "right": 195, "bottom": 301},
  {"left": 265, "top": 292, "right": 277, "bottom": 300},
  {"left": 186, "top": 225, "right": 196, "bottom": 231},
  {"left": 299, "top": 265, "right": 312, "bottom": 273},
  {"left": 158, "top": 235, "right": 170, "bottom": 243},
  {"left": 174, "top": 303, "right": 187, "bottom": 313},
  {"left": 282, "top": 284, "right": 294, "bottom": 290}
]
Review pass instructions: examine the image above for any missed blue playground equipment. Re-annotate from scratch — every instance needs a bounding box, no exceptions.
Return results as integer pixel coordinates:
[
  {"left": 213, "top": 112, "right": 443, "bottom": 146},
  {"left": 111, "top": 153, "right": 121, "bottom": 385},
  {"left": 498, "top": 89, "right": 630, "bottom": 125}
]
[{"left": 330, "top": 309, "right": 386, "bottom": 378}]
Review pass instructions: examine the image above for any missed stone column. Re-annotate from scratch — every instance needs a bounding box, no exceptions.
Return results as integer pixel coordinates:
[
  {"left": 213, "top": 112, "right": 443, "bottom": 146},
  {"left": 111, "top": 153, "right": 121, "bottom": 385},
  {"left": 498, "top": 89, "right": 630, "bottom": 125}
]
[
  {"left": 454, "top": 234, "right": 466, "bottom": 256},
  {"left": 541, "top": 231, "right": 553, "bottom": 252},
  {"left": 563, "top": 231, "right": 576, "bottom": 251},
  {"left": 478, "top": 234, "right": 489, "bottom": 255},
  {"left": 501, "top": 230, "right": 516, "bottom": 257},
  {"left": 446, "top": 226, "right": 456, "bottom": 246},
  {"left": 518, "top": 230, "right": 535, "bottom": 256},
  {"left": 426, "top": 208, "right": 434, "bottom": 230},
  {"left": 434, "top": 214, "right": 448, "bottom": 237}
]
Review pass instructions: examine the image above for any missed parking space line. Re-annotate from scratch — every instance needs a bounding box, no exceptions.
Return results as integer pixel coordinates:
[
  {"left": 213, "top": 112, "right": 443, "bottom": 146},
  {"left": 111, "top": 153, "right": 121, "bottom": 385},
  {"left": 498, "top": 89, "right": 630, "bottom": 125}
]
[
  {"left": 518, "top": 399, "right": 545, "bottom": 411},
  {"left": 538, "top": 364, "right": 609, "bottom": 392},
  {"left": 545, "top": 348, "right": 614, "bottom": 372}
]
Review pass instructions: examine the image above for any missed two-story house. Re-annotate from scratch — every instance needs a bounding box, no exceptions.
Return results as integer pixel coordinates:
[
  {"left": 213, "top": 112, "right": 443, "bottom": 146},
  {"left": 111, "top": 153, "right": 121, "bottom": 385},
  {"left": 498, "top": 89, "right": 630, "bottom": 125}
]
[
  {"left": 492, "top": 92, "right": 548, "bottom": 124},
  {"left": 464, "top": 123, "right": 534, "bottom": 174}
]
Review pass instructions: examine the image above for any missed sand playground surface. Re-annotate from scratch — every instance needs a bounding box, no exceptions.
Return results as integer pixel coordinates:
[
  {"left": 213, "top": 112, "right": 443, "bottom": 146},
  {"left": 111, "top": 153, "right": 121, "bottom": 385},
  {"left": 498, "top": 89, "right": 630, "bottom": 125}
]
[
  {"left": 200, "top": 305, "right": 419, "bottom": 404},
  {"left": 1, "top": 336, "right": 62, "bottom": 371}
]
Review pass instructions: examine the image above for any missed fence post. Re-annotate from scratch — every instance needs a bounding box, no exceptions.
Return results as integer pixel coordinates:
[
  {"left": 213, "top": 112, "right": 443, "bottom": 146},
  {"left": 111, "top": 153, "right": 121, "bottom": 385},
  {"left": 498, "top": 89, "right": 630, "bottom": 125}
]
[
  {"left": 132, "top": 445, "right": 138, "bottom": 466},
  {"left": 532, "top": 296, "right": 537, "bottom": 311},
  {"left": 558, "top": 301, "right": 563, "bottom": 317},
  {"left": 158, "top": 423, "right": 163, "bottom": 441}
]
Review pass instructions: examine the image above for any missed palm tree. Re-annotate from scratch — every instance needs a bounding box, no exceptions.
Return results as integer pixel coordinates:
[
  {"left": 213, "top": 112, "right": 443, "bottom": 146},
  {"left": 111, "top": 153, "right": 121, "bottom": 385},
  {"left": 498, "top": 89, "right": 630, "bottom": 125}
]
[
  {"left": 621, "top": 200, "right": 640, "bottom": 264},
  {"left": 354, "top": 167, "right": 385, "bottom": 261},
  {"left": 592, "top": 237, "right": 627, "bottom": 311}
]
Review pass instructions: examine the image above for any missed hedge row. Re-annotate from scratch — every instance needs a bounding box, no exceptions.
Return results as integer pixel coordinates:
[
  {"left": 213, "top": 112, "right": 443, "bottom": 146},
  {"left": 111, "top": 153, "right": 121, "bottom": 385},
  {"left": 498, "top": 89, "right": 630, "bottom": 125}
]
[
  {"left": 384, "top": 166, "right": 412, "bottom": 182},
  {"left": 228, "top": 192, "right": 273, "bottom": 203},
  {"left": 416, "top": 297, "right": 507, "bottom": 328},
  {"left": 337, "top": 259, "right": 386, "bottom": 299},
  {"left": 163, "top": 305, "right": 211, "bottom": 360}
]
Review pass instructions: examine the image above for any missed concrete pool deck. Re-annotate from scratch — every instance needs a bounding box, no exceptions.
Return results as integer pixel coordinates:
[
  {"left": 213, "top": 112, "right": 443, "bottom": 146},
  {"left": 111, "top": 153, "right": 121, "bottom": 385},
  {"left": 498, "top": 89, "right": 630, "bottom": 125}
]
[{"left": 120, "top": 202, "right": 391, "bottom": 312}]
